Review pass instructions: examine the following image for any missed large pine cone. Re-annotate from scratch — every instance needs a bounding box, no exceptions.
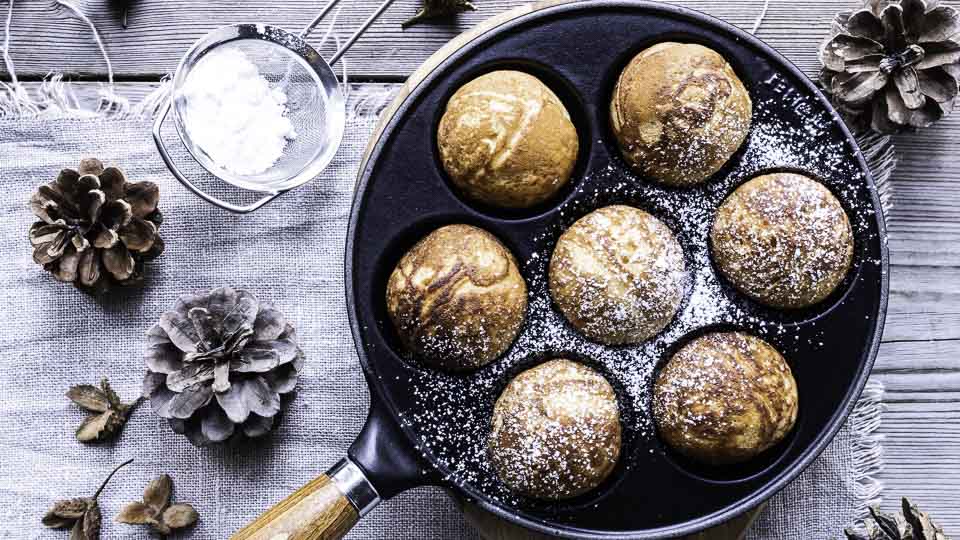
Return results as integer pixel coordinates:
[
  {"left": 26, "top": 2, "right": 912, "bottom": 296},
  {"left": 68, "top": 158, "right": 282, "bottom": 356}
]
[
  {"left": 28, "top": 159, "right": 163, "bottom": 291},
  {"left": 142, "top": 287, "right": 304, "bottom": 446},
  {"left": 820, "top": 0, "right": 960, "bottom": 133}
]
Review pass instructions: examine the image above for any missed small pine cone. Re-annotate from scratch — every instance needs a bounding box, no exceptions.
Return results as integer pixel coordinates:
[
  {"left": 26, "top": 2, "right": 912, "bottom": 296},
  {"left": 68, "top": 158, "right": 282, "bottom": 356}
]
[
  {"left": 142, "top": 287, "right": 305, "bottom": 446},
  {"left": 819, "top": 0, "right": 960, "bottom": 134},
  {"left": 28, "top": 158, "right": 164, "bottom": 292}
]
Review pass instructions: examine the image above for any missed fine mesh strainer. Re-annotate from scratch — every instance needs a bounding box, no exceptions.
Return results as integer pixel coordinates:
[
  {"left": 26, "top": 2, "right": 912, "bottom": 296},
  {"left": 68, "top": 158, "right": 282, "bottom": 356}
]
[{"left": 153, "top": 0, "right": 394, "bottom": 213}]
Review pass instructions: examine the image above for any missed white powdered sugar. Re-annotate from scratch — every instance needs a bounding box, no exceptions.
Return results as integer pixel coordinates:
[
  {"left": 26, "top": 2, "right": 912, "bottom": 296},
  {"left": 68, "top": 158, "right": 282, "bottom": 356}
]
[
  {"left": 392, "top": 82, "right": 882, "bottom": 508},
  {"left": 177, "top": 46, "right": 297, "bottom": 176}
]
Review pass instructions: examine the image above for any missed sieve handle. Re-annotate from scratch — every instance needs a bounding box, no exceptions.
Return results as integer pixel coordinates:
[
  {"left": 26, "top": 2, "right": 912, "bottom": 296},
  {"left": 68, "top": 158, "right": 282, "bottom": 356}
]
[
  {"left": 301, "top": 0, "right": 397, "bottom": 66},
  {"left": 152, "top": 100, "right": 285, "bottom": 214}
]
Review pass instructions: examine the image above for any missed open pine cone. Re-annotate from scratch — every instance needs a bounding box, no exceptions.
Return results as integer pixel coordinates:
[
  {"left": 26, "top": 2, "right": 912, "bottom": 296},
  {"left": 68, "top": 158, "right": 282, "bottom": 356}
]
[
  {"left": 142, "top": 287, "right": 304, "bottom": 446},
  {"left": 820, "top": 0, "right": 960, "bottom": 133},
  {"left": 29, "top": 158, "right": 163, "bottom": 292}
]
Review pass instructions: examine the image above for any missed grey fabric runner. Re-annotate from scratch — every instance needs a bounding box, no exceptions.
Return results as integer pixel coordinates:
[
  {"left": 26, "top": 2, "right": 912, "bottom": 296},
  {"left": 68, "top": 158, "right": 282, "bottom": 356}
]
[{"left": 0, "top": 83, "right": 883, "bottom": 539}]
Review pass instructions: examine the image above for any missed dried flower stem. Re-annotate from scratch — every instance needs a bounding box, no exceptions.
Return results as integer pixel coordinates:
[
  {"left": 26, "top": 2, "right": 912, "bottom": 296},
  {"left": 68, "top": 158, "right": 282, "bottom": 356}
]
[{"left": 93, "top": 458, "right": 133, "bottom": 500}]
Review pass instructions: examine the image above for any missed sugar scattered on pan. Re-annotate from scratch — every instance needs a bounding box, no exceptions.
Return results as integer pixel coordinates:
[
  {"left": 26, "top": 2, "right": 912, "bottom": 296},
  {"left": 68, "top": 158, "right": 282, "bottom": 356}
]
[{"left": 394, "top": 93, "right": 884, "bottom": 507}]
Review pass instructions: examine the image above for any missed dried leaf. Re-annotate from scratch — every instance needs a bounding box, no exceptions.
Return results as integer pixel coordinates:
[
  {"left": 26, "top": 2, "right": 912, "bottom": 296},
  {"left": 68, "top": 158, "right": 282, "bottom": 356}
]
[
  {"left": 117, "top": 474, "right": 197, "bottom": 536},
  {"left": 66, "top": 385, "right": 109, "bottom": 413},
  {"left": 142, "top": 475, "right": 172, "bottom": 513},
  {"left": 99, "top": 379, "right": 122, "bottom": 409},
  {"left": 69, "top": 519, "right": 85, "bottom": 540},
  {"left": 76, "top": 411, "right": 115, "bottom": 443},
  {"left": 115, "top": 501, "right": 154, "bottom": 525},
  {"left": 402, "top": 0, "right": 475, "bottom": 27},
  {"left": 69, "top": 379, "right": 139, "bottom": 443},
  {"left": 42, "top": 498, "right": 91, "bottom": 528},
  {"left": 162, "top": 503, "right": 199, "bottom": 529},
  {"left": 82, "top": 502, "right": 101, "bottom": 540}
]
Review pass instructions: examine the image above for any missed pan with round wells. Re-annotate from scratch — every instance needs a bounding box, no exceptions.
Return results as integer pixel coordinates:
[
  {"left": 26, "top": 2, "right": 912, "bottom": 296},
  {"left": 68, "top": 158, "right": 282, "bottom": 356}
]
[{"left": 232, "top": 1, "right": 889, "bottom": 538}]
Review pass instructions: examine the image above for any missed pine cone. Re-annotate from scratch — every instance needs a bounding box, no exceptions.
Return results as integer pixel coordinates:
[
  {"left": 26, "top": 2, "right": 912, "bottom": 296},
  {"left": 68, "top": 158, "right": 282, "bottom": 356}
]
[
  {"left": 820, "top": 0, "right": 960, "bottom": 133},
  {"left": 142, "top": 287, "right": 304, "bottom": 446},
  {"left": 28, "top": 159, "right": 163, "bottom": 292}
]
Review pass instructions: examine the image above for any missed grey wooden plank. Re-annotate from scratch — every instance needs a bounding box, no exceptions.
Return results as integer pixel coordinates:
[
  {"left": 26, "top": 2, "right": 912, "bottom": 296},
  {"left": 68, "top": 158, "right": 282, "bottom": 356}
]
[
  {"left": 877, "top": 396, "right": 960, "bottom": 532},
  {"left": 5, "top": 0, "right": 953, "bottom": 80},
  {"left": 875, "top": 340, "right": 960, "bottom": 373}
]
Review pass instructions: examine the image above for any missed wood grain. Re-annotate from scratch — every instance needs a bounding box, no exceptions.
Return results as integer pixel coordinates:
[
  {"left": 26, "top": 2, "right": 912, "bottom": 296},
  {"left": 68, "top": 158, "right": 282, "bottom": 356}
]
[
  {"left": 5, "top": 1, "right": 954, "bottom": 80},
  {"left": 231, "top": 474, "right": 359, "bottom": 540}
]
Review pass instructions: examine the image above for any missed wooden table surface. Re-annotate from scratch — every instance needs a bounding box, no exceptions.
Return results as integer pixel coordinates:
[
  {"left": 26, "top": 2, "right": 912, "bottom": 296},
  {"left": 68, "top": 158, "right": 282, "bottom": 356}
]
[{"left": 3, "top": 0, "right": 959, "bottom": 536}]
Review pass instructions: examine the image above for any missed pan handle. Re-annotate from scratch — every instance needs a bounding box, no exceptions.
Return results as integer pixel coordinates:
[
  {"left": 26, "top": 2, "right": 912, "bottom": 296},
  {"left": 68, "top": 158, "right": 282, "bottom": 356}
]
[
  {"left": 230, "top": 457, "right": 377, "bottom": 540},
  {"left": 231, "top": 393, "right": 434, "bottom": 539}
]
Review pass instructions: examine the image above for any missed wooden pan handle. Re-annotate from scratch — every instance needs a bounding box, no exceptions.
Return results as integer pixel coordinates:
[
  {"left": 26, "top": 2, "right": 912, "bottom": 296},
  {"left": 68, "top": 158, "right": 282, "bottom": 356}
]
[{"left": 232, "top": 459, "right": 379, "bottom": 540}]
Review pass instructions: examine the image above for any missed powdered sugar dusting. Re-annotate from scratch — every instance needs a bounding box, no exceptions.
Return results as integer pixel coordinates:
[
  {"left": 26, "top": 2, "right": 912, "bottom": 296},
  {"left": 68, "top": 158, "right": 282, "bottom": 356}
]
[{"left": 385, "top": 77, "right": 882, "bottom": 510}]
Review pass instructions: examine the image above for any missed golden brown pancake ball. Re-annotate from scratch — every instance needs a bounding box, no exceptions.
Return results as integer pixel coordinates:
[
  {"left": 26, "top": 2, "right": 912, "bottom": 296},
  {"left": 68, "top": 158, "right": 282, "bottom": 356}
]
[
  {"left": 438, "top": 70, "right": 579, "bottom": 208},
  {"left": 385, "top": 224, "right": 527, "bottom": 371},
  {"left": 488, "top": 359, "right": 621, "bottom": 499},
  {"left": 653, "top": 332, "right": 799, "bottom": 465},
  {"left": 549, "top": 205, "right": 686, "bottom": 345},
  {"left": 611, "top": 43, "right": 752, "bottom": 186},
  {"left": 711, "top": 172, "right": 854, "bottom": 309}
]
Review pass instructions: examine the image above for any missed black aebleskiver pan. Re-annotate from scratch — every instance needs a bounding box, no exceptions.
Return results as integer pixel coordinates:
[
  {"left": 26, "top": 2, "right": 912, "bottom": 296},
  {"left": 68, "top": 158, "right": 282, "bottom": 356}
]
[{"left": 233, "top": 1, "right": 889, "bottom": 538}]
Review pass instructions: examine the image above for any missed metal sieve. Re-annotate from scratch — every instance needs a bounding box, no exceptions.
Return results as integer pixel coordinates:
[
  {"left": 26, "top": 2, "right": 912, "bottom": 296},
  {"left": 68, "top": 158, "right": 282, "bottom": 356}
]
[{"left": 153, "top": 0, "right": 394, "bottom": 213}]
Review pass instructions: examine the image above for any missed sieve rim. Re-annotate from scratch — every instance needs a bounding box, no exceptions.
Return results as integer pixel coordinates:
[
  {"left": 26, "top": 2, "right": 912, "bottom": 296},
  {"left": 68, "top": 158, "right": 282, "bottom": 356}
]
[{"left": 168, "top": 23, "right": 346, "bottom": 194}]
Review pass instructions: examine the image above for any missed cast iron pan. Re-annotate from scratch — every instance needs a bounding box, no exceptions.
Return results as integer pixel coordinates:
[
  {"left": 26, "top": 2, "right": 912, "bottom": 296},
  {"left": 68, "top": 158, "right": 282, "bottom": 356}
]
[{"left": 234, "top": 1, "right": 889, "bottom": 538}]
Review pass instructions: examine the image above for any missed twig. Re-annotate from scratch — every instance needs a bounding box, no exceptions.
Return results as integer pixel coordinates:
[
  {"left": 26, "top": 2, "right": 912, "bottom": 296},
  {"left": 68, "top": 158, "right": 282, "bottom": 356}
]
[{"left": 92, "top": 458, "right": 134, "bottom": 500}]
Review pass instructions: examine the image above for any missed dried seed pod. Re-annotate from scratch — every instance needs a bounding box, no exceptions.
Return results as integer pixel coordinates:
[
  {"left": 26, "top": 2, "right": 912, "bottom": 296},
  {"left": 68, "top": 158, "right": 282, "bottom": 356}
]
[
  {"left": 116, "top": 474, "right": 199, "bottom": 535},
  {"left": 402, "top": 0, "right": 476, "bottom": 27},
  {"left": 41, "top": 459, "right": 133, "bottom": 540},
  {"left": 67, "top": 378, "right": 140, "bottom": 443}
]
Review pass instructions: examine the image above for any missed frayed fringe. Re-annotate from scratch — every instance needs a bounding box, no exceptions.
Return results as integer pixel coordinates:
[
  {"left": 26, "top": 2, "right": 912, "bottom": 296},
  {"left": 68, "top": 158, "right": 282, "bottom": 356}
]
[
  {"left": 1, "top": 76, "right": 392, "bottom": 126},
  {"left": 349, "top": 84, "right": 399, "bottom": 122},
  {"left": 849, "top": 380, "right": 885, "bottom": 517},
  {"left": 856, "top": 131, "right": 897, "bottom": 217},
  {"left": 0, "top": 75, "right": 171, "bottom": 121}
]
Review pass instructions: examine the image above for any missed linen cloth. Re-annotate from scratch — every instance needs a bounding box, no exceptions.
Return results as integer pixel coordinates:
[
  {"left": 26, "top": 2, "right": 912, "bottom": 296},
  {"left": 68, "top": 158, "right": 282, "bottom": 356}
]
[{"left": 0, "top": 84, "right": 882, "bottom": 540}]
